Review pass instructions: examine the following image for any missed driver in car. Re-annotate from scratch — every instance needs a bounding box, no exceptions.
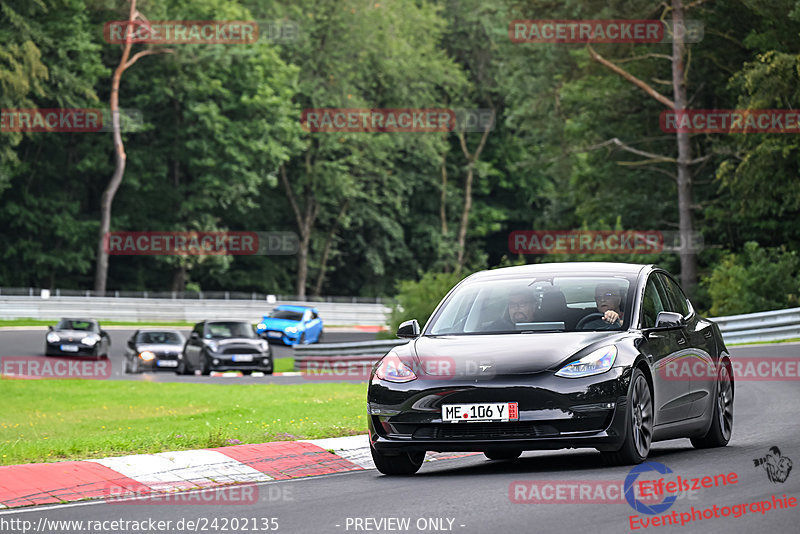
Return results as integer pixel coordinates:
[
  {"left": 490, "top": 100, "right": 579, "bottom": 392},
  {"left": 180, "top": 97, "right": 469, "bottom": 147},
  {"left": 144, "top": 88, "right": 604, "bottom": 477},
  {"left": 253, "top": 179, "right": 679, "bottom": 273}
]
[
  {"left": 488, "top": 288, "right": 537, "bottom": 331},
  {"left": 581, "top": 284, "right": 624, "bottom": 330}
]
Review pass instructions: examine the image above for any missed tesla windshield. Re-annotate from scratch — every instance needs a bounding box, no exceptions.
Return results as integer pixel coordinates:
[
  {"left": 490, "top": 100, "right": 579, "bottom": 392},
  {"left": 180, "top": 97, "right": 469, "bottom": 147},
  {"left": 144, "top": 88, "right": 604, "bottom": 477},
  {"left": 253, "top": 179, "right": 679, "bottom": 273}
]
[{"left": 427, "top": 275, "right": 635, "bottom": 334}]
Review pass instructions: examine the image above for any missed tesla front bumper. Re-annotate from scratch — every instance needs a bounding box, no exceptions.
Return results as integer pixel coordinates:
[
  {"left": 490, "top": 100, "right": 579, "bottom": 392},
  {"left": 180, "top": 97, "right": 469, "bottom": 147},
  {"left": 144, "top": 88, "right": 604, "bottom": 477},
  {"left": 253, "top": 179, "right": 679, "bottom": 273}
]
[{"left": 368, "top": 367, "right": 634, "bottom": 453}]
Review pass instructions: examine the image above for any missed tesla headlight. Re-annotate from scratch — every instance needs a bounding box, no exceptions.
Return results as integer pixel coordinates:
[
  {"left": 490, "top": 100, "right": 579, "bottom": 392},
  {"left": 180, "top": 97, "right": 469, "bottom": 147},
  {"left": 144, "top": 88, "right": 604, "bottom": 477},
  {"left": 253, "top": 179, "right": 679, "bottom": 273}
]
[
  {"left": 46, "top": 332, "right": 60, "bottom": 343},
  {"left": 555, "top": 346, "right": 617, "bottom": 378},
  {"left": 285, "top": 326, "right": 298, "bottom": 334},
  {"left": 81, "top": 334, "right": 100, "bottom": 346},
  {"left": 374, "top": 353, "right": 417, "bottom": 383},
  {"left": 139, "top": 351, "right": 156, "bottom": 361}
]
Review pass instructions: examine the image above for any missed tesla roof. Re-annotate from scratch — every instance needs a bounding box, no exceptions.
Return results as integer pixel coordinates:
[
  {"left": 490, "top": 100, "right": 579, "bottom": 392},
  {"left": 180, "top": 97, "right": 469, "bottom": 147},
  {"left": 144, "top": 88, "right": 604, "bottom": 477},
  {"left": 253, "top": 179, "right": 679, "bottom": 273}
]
[{"left": 468, "top": 262, "right": 652, "bottom": 280}]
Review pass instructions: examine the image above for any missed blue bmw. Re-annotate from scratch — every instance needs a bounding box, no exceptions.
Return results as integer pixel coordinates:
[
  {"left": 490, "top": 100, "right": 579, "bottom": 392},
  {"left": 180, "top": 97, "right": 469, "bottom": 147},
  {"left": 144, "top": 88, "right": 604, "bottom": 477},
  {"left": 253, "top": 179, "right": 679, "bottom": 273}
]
[{"left": 256, "top": 305, "right": 324, "bottom": 345}]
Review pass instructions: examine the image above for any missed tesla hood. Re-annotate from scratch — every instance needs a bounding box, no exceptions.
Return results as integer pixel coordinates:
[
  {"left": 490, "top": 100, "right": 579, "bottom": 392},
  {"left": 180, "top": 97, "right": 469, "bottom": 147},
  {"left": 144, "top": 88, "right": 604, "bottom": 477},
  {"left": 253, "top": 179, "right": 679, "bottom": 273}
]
[{"left": 411, "top": 332, "right": 623, "bottom": 375}]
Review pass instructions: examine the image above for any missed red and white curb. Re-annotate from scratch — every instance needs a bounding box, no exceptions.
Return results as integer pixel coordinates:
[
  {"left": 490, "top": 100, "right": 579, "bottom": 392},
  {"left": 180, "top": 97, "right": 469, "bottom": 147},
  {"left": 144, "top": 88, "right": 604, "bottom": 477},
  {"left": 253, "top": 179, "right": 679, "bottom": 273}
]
[{"left": 0, "top": 436, "right": 477, "bottom": 509}]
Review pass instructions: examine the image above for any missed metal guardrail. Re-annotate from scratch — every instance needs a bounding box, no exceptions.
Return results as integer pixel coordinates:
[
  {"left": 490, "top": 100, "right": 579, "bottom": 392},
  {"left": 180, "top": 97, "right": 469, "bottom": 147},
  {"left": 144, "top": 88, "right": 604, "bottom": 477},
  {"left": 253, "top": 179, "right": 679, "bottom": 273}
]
[
  {"left": 0, "top": 286, "right": 390, "bottom": 304},
  {"left": 712, "top": 307, "right": 800, "bottom": 345},
  {"left": 292, "top": 340, "right": 407, "bottom": 371},
  {"left": 0, "top": 296, "right": 391, "bottom": 326}
]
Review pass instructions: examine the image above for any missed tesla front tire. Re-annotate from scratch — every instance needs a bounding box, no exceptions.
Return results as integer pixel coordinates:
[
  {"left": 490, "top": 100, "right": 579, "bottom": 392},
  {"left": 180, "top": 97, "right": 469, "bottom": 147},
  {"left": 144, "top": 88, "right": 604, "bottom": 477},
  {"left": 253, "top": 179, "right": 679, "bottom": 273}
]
[
  {"left": 601, "top": 368, "right": 652, "bottom": 466},
  {"left": 691, "top": 362, "right": 733, "bottom": 449},
  {"left": 370, "top": 444, "right": 425, "bottom": 476}
]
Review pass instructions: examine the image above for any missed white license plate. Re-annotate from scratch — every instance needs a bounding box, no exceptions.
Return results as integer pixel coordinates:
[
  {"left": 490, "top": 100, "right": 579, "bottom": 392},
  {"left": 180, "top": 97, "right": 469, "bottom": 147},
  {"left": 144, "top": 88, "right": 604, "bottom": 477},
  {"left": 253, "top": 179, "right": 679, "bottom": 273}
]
[
  {"left": 60, "top": 345, "right": 79, "bottom": 352},
  {"left": 232, "top": 354, "right": 253, "bottom": 362},
  {"left": 156, "top": 360, "right": 178, "bottom": 367},
  {"left": 442, "top": 402, "right": 519, "bottom": 423},
  {"left": 267, "top": 332, "right": 282, "bottom": 338}
]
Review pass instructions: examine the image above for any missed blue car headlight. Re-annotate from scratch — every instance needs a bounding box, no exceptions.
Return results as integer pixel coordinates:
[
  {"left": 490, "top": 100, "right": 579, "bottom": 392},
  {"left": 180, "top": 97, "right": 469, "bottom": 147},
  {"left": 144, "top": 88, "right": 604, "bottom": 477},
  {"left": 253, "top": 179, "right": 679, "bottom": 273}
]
[
  {"left": 285, "top": 326, "right": 298, "bottom": 334},
  {"left": 555, "top": 346, "right": 617, "bottom": 378},
  {"left": 257, "top": 322, "right": 266, "bottom": 330}
]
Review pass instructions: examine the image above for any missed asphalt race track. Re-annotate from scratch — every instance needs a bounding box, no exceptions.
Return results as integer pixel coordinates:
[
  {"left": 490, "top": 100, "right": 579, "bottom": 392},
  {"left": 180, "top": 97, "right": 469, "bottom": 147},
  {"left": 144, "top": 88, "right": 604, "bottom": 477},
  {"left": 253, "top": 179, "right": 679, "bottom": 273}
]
[
  {"left": 0, "top": 328, "right": 377, "bottom": 385},
  {"left": 1, "top": 340, "right": 799, "bottom": 533}
]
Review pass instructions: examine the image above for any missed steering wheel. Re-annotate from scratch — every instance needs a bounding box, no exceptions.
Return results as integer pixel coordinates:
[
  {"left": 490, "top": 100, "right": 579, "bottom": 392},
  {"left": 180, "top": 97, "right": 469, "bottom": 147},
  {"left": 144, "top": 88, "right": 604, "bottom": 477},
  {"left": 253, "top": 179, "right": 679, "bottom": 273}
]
[{"left": 576, "top": 312, "right": 605, "bottom": 330}]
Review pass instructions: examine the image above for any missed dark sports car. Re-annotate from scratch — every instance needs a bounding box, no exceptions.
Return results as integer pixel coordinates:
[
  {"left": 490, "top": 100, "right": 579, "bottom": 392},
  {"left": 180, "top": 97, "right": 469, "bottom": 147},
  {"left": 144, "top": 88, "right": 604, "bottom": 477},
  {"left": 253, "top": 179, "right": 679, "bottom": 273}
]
[
  {"left": 45, "top": 318, "right": 110, "bottom": 359},
  {"left": 124, "top": 329, "right": 186, "bottom": 373},
  {"left": 367, "top": 262, "right": 734, "bottom": 475}
]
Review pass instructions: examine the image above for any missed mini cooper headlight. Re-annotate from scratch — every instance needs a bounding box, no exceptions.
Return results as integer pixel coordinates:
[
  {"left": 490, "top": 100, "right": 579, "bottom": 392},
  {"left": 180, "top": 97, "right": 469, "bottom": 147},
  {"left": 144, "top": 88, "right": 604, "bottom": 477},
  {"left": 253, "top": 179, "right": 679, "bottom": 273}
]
[
  {"left": 555, "top": 346, "right": 617, "bottom": 378},
  {"left": 46, "top": 332, "right": 60, "bottom": 343}
]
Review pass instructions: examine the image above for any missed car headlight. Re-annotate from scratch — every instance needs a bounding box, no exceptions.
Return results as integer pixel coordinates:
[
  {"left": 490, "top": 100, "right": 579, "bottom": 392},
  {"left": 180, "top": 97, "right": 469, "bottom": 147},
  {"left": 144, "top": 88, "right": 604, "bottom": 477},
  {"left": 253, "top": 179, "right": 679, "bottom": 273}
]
[
  {"left": 286, "top": 326, "right": 298, "bottom": 334},
  {"left": 46, "top": 332, "right": 60, "bottom": 343},
  {"left": 374, "top": 353, "right": 417, "bottom": 383},
  {"left": 257, "top": 322, "right": 266, "bottom": 330},
  {"left": 555, "top": 346, "right": 617, "bottom": 378},
  {"left": 259, "top": 340, "right": 269, "bottom": 352},
  {"left": 139, "top": 351, "right": 156, "bottom": 361},
  {"left": 81, "top": 334, "right": 100, "bottom": 346},
  {"left": 204, "top": 340, "right": 219, "bottom": 353}
]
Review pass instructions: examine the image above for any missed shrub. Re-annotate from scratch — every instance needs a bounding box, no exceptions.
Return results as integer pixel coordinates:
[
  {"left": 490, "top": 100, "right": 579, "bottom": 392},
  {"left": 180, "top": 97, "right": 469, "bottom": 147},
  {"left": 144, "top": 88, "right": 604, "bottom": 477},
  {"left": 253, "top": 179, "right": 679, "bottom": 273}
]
[
  {"left": 383, "top": 271, "right": 466, "bottom": 337},
  {"left": 704, "top": 242, "right": 800, "bottom": 316}
]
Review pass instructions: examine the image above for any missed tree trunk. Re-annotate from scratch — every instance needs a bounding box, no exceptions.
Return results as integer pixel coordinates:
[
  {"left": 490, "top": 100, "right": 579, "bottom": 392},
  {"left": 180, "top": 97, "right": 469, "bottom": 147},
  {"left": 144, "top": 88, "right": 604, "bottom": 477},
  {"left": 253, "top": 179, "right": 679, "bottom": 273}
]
[
  {"left": 312, "top": 199, "right": 348, "bottom": 297},
  {"left": 280, "top": 162, "right": 317, "bottom": 299},
  {"left": 455, "top": 126, "right": 491, "bottom": 272},
  {"left": 671, "top": 0, "right": 697, "bottom": 293},
  {"left": 93, "top": 0, "right": 171, "bottom": 293},
  {"left": 171, "top": 264, "right": 186, "bottom": 292}
]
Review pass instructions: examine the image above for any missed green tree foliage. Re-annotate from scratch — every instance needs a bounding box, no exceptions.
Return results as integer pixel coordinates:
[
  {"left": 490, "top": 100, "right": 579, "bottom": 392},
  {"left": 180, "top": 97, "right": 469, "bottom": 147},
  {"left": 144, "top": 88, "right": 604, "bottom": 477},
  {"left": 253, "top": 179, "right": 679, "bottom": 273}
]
[
  {"left": 386, "top": 270, "right": 467, "bottom": 336},
  {"left": 704, "top": 242, "right": 800, "bottom": 316}
]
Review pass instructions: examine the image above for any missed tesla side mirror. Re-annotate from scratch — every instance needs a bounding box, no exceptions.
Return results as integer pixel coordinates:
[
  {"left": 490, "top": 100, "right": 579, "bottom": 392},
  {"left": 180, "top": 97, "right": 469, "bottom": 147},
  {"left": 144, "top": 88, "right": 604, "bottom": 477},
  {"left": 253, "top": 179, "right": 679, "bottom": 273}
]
[
  {"left": 397, "top": 319, "right": 420, "bottom": 339},
  {"left": 655, "top": 311, "right": 684, "bottom": 329}
]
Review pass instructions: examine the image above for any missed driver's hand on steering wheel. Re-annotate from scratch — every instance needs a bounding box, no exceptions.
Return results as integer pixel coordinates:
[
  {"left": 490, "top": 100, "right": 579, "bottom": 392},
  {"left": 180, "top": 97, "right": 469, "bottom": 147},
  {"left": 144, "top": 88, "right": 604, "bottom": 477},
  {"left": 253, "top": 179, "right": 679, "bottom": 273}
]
[{"left": 602, "top": 310, "right": 621, "bottom": 325}]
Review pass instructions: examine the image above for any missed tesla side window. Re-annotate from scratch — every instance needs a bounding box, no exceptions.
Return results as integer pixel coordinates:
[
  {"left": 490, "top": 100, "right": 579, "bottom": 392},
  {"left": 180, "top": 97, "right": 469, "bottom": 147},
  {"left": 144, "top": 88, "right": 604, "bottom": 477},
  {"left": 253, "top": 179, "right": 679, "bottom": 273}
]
[
  {"left": 641, "top": 276, "right": 667, "bottom": 328},
  {"left": 656, "top": 273, "right": 690, "bottom": 318}
]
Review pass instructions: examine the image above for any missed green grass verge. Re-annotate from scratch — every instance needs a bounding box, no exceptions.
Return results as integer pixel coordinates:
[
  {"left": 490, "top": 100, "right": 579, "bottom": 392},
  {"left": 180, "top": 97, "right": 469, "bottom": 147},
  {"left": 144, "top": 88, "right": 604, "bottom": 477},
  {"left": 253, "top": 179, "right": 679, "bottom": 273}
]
[
  {"left": 0, "top": 379, "right": 366, "bottom": 466},
  {"left": 274, "top": 358, "right": 295, "bottom": 373},
  {"left": 728, "top": 337, "right": 800, "bottom": 346}
]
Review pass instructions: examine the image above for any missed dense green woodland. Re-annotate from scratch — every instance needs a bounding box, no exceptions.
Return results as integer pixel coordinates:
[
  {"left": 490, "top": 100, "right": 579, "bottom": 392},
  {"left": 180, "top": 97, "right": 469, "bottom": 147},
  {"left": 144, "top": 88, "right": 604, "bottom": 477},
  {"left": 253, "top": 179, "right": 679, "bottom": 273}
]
[{"left": 2, "top": 0, "right": 799, "bottom": 316}]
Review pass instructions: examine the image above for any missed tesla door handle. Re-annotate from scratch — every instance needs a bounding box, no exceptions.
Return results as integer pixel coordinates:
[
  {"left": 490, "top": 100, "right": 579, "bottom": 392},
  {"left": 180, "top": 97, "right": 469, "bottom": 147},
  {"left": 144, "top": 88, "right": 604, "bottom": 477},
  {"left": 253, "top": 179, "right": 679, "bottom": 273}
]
[{"left": 677, "top": 337, "right": 686, "bottom": 345}]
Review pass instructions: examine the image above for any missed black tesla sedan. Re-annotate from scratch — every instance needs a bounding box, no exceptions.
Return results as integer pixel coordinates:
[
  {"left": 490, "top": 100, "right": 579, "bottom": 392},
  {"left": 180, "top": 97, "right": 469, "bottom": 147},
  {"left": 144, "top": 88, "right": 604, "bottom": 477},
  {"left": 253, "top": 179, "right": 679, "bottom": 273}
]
[
  {"left": 367, "top": 263, "right": 734, "bottom": 475},
  {"left": 177, "top": 320, "right": 273, "bottom": 375},
  {"left": 45, "top": 318, "right": 110, "bottom": 359},
  {"left": 124, "top": 329, "right": 186, "bottom": 373}
]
